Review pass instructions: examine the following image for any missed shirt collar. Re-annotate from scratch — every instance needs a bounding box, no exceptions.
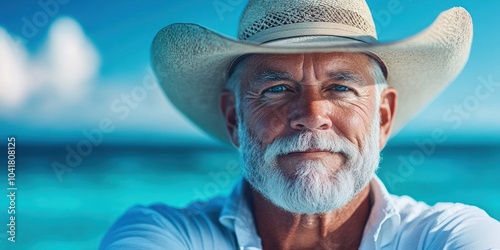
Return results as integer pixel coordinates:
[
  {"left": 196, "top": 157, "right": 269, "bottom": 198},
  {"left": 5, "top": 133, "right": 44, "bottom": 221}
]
[
  {"left": 219, "top": 176, "right": 401, "bottom": 249},
  {"left": 219, "top": 178, "right": 262, "bottom": 249},
  {"left": 360, "top": 175, "right": 401, "bottom": 249}
]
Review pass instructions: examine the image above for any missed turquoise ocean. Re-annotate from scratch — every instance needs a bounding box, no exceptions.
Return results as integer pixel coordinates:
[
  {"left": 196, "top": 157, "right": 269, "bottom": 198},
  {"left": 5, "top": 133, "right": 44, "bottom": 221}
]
[{"left": 1, "top": 143, "right": 499, "bottom": 249}]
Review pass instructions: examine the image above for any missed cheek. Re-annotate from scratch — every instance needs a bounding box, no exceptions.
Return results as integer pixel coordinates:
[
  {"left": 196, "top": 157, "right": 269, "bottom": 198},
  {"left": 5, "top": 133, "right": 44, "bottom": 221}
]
[
  {"left": 334, "top": 105, "right": 374, "bottom": 147},
  {"left": 243, "top": 102, "right": 288, "bottom": 144}
]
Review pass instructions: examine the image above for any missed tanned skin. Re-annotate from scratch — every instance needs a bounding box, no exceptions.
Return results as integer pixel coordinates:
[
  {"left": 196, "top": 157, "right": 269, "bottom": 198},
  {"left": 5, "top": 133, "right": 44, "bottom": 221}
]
[{"left": 220, "top": 52, "right": 398, "bottom": 249}]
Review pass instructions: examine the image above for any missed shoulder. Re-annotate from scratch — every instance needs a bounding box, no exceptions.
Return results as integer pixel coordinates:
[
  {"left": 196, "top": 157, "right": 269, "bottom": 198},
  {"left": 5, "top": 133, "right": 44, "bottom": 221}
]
[
  {"left": 100, "top": 198, "right": 236, "bottom": 250},
  {"left": 392, "top": 195, "right": 500, "bottom": 249}
]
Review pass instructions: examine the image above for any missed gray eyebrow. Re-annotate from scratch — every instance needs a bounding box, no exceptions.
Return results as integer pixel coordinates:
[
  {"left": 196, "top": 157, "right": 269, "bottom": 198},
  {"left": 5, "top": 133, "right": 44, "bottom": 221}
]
[
  {"left": 249, "top": 70, "right": 365, "bottom": 86},
  {"left": 328, "top": 71, "right": 364, "bottom": 86},
  {"left": 250, "top": 70, "right": 295, "bottom": 86}
]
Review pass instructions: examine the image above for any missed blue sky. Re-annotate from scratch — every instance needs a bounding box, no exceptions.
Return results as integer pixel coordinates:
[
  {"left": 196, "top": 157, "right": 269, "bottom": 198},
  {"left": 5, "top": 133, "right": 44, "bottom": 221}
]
[{"left": 0, "top": 0, "right": 499, "bottom": 146}]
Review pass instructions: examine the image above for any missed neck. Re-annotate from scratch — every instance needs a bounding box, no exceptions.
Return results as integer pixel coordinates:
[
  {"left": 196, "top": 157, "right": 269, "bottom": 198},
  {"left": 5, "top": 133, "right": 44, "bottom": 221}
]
[{"left": 250, "top": 181, "right": 372, "bottom": 250}]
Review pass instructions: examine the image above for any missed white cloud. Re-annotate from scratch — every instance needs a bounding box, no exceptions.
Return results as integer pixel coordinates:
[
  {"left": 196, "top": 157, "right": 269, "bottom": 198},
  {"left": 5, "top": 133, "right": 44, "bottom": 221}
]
[
  {"left": 0, "top": 17, "right": 100, "bottom": 115},
  {"left": 0, "top": 28, "right": 30, "bottom": 108},
  {"left": 38, "top": 17, "right": 100, "bottom": 101}
]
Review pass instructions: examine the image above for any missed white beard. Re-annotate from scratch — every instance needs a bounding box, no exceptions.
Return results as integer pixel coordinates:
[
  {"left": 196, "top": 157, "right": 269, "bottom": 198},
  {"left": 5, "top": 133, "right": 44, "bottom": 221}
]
[{"left": 238, "top": 115, "right": 380, "bottom": 214}]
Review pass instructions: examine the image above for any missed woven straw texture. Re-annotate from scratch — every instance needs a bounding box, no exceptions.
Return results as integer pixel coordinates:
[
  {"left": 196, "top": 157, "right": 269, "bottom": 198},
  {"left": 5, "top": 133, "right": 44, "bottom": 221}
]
[
  {"left": 151, "top": 0, "right": 473, "bottom": 145},
  {"left": 240, "top": 0, "right": 375, "bottom": 40}
]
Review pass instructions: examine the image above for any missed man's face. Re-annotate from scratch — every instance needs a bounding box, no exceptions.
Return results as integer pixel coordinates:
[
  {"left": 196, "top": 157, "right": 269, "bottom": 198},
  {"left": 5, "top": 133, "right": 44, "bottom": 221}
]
[{"left": 223, "top": 52, "right": 393, "bottom": 214}]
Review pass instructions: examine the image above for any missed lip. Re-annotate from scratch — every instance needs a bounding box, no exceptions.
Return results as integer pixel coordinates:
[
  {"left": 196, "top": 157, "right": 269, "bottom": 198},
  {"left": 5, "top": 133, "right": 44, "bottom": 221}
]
[{"left": 285, "top": 149, "right": 332, "bottom": 155}]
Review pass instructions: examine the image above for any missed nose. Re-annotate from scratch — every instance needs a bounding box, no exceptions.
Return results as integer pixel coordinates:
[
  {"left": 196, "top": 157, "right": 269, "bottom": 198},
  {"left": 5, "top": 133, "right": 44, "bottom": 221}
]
[{"left": 289, "top": 89, "right": 333, "bottom": 131}]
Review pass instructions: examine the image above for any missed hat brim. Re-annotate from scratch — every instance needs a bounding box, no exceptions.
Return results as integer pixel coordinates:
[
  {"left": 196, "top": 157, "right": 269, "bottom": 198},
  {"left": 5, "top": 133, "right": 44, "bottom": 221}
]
[{"left": 151, "top": 7, "right": 472, "bottom": 145}]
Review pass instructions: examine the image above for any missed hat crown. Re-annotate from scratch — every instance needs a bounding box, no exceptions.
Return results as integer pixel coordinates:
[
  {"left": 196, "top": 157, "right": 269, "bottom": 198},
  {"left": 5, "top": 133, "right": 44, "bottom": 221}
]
[{"left": 238, "top": 0, "right": 377, "bottom": 42}]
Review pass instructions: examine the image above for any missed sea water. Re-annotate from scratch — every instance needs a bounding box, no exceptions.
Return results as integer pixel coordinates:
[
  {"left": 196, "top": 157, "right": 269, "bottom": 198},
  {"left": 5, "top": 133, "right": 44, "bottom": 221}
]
[{"left": 2, "top": 144, "right": 499, "bottom": 249}]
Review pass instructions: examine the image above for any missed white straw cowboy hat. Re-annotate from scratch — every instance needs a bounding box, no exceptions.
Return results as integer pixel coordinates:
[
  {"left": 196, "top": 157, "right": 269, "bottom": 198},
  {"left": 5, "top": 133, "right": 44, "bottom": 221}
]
[{"left": 151, "top": 0, "right": 473, "bottom": 144}]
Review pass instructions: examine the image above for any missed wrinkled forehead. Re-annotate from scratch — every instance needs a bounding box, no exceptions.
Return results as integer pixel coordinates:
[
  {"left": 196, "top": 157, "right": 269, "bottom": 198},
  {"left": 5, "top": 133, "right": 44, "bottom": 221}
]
[
  {"left": 229, "top": 52, "right": 376, "bottom": 85},
  {"left": 229, "top": 52, "right": 383, "bottom": 80}
]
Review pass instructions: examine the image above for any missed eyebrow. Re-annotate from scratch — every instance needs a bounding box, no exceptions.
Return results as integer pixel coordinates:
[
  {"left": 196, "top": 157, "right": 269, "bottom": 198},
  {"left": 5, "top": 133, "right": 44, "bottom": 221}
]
[
  {"left": 249, "top": 70, "right": 365, "bottom": 86},
  {"left": 249, "top": 70, "right": 295, "bottom": 86},
  {"left": 328, "top": 71, "right": 364, "bottom": 86}
]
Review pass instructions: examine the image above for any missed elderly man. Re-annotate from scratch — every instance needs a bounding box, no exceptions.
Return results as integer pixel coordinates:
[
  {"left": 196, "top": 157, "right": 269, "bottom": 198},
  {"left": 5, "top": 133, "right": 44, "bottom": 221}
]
[{"left": 101, "top": 0, "right": 500, "bottom": 249}]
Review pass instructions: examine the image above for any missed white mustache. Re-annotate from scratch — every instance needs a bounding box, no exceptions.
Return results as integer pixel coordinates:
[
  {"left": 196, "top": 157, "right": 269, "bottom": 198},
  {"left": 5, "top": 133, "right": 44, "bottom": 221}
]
[{"left": 263, "top": 132, "right": 359, "bottom": 164}]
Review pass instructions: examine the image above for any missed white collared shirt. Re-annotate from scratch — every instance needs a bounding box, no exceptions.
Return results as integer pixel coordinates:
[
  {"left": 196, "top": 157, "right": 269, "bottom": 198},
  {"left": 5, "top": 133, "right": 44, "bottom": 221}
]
[{"left": 100, "top": 176, "right": 500, "bottom": 249}]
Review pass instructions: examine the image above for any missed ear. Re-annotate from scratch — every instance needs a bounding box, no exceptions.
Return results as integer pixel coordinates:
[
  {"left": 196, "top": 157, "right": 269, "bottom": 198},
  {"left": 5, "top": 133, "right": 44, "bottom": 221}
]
[
  {"left": 378, "top": 87, "right": 398, "bottom": 149},
  {"left": 220, "top": 90, "right": 240, "bottom": 147}
]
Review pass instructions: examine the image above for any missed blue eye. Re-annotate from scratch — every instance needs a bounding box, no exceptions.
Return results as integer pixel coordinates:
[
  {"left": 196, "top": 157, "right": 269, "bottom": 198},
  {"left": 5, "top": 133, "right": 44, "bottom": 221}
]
[
  {"left": 266, "top": 85, "right": 287, "bottom": 93},
  {"left": 332, "top": 85, "right": 350, "bottom": 92}
]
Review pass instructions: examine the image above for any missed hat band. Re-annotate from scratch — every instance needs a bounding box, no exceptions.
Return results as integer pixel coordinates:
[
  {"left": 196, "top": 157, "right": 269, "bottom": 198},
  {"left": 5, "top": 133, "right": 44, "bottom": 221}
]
[{"left": 245, "top": 22, "right": 378, "bottom": 44}]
